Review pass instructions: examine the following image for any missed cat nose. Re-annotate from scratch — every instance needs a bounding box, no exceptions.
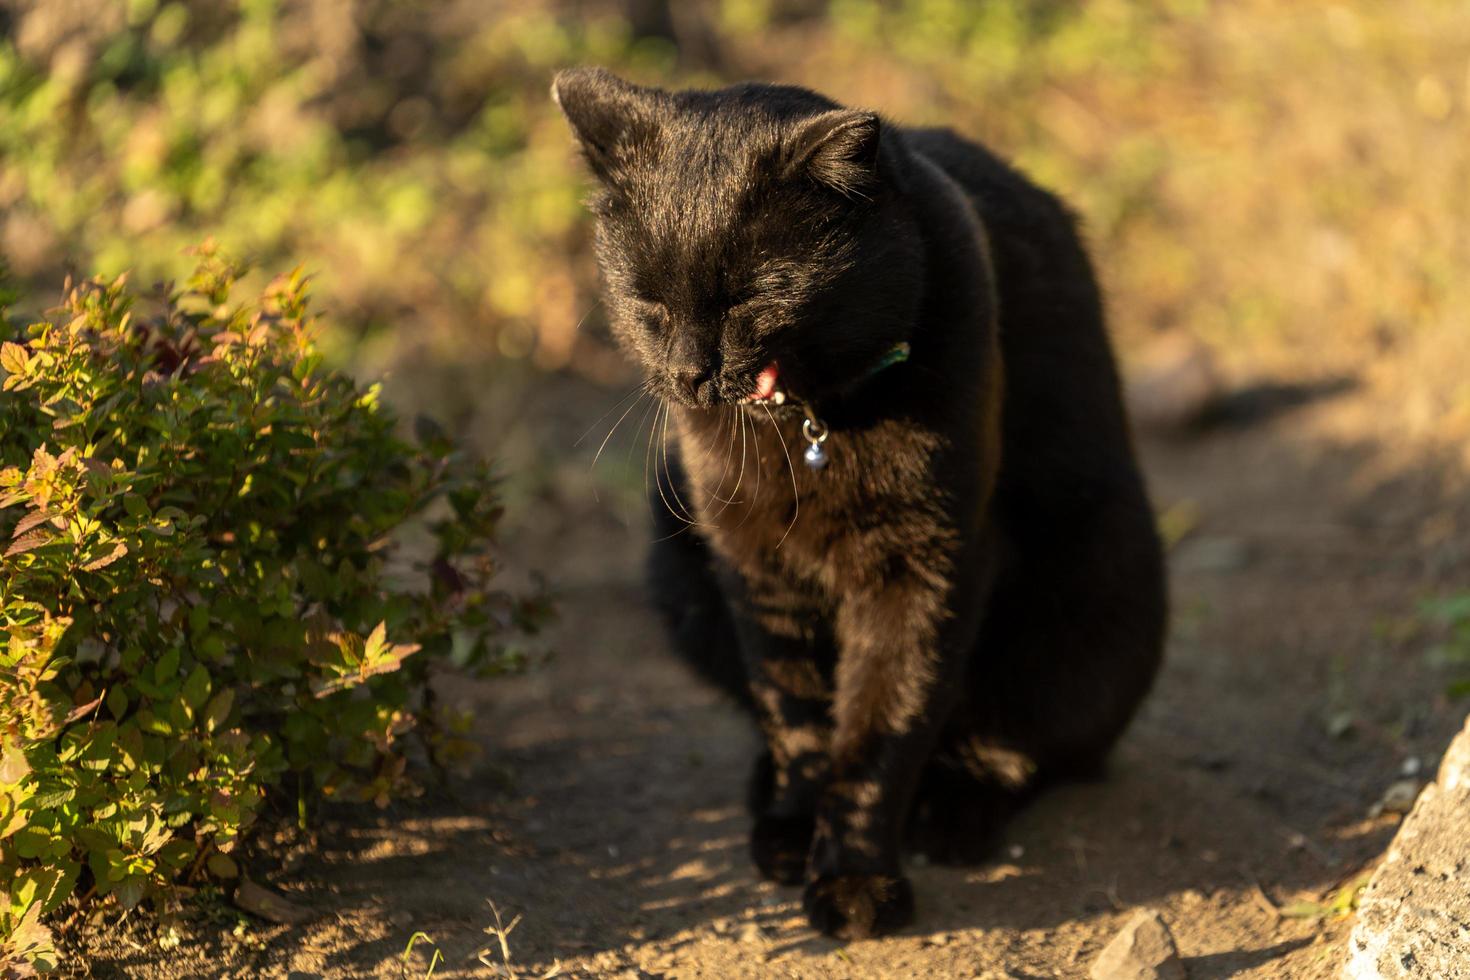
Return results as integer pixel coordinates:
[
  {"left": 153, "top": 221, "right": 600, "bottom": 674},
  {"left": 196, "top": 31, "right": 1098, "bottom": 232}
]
[{"left": 672, "top": 366, "right": 717, "bottom": 406}]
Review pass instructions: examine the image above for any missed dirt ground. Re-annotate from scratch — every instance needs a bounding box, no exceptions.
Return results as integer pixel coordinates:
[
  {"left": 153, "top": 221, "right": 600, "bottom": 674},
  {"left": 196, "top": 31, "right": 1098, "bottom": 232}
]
[{"left": 64, "top": 328, "right": 1470, "bottom": 978}]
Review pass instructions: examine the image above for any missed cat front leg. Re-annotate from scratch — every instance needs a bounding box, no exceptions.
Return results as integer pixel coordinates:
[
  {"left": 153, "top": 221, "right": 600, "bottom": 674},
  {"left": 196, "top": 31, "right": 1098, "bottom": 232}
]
[
  {"left": 802, "top": 570, "right": 976, "bottom": 939},
  {"left": 723, "top": 575, "right": 836, "bottom": 885}
]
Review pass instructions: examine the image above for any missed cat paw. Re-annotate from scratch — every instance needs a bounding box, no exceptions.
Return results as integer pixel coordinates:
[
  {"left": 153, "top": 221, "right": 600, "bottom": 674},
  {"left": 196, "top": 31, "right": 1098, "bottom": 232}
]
[
  {"left": 907, "top": 769, "right": 1022, "bottom": 866},
  {"left": 750, "top": 813, "right": 812, "bottom": 885},
  {"left": 802, "top": 873, "right": 914, "bottom": 939}
]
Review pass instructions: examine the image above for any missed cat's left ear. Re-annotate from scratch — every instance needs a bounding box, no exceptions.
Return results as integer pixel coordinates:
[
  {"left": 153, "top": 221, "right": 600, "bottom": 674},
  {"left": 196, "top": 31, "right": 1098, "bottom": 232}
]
[
  {"left": 783, "top": 110, "right": 882, "bottom": 199},
  {"left": 552, "top": 67, "right": 660, "bottom": 184}
]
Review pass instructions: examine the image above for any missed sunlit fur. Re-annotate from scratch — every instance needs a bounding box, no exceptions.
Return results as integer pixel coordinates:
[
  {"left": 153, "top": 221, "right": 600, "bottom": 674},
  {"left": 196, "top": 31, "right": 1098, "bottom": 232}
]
[
  {"left": 556, "top": 67, "right": 1167, "bottom": 941},
  {"left": 556, "top": 68, "right": 921, "bottom": 409}
]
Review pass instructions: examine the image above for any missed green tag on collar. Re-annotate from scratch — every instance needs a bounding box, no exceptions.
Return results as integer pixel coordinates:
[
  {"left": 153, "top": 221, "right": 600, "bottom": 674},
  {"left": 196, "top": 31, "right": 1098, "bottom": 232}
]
[{"left": 863, "top": 341, "right": 911, "bottom": 380}]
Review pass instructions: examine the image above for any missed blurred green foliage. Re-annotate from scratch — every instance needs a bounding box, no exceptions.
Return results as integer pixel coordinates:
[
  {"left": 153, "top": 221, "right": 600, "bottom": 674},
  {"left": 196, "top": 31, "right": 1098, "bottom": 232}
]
[
  {"left": 0, "top": 250, "right": 548, "bottom": 973},
  {"left": 1, "top": 0, "right": 1466, "bottom": 395},
  {"left": 1424, "top": 594, "right": 1470, "bottom": 700},
  {"left": 0, "top": 0, "right": 676, "bottom": 376}
]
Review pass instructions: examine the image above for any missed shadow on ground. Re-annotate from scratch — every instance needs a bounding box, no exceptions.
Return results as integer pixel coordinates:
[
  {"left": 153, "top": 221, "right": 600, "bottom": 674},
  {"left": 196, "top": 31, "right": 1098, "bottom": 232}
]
[{"left": 76, "top": 366, "right": 1469, "bottom": 979}]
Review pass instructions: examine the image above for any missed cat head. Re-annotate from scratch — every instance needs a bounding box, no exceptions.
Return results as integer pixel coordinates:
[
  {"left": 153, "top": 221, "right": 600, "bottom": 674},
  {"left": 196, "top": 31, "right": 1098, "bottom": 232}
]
[{"left": 552, "top": 68, "right": 923, "bottom": 409}]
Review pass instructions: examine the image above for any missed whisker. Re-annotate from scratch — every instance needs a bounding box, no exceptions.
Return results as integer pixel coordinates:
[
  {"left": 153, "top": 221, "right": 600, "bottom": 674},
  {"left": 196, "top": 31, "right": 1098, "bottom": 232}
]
[
  {"left": 705, "top": 404, "right": 742, "bottom": 507},
  {"left": 565, "top": 298, "right": 605, "bottom": 361},
  {"left": 625, "top": 392, "right": 659, "bottom": 472},
  {"left": 762, "top": 403, "right": 801, "bottom": 549},
  {"left": 730, "top": 407, "right": 763, "bottom": 532},
  {"left": 660, "top": 400, "right": 699, "bottom": 523},
  {"left": 590, "top": 386, "right": 649, "bottom": 473},
  {"left": 574, "top": 377, "right": 647, "bottom": 448},
  {"left": 649, "top": 400, "right": 696, "bottom": 528},
  {"left": 649, "top": 520, "right": 697, "bottom": 543},
  {"left": 642, "top": 396, "right": 665, "bottom": 520},
  {"left": 708, "top": 400, "right": 750, "bottom": 519},
  {"left": 690, "top": 403, "right": 726, "bottom": 470},
  {"left": 587, "top": 388, "right": 650, "bottom": 505}
]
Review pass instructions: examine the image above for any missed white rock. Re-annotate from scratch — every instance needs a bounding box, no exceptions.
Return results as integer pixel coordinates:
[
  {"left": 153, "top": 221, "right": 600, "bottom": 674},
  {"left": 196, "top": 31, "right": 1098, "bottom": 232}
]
[
  {"left": 1345, "top": 714, "right": 1470, "bottom": 979},
  {"left": 1089, "top": 908, "right": 1186, "bottom": 980}
]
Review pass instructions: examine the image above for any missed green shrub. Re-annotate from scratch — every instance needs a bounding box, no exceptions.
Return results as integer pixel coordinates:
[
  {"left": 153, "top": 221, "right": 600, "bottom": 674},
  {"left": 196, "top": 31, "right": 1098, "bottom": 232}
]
[{"left": 0, "top": 248, "right": 548, "bottom": 973}]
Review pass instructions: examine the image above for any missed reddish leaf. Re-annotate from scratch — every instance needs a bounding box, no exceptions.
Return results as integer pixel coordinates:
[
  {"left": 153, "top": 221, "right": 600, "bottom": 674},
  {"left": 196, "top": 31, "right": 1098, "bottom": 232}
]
[
  {"left": 11, "top": 510, "right": 56, "bottom": 538},
  {"left": 63, "top": 695, "right": 104, "bottom": 725},
  {"left": 81, "top": 541, "right": 129, "bottom": 571},
  {"left": 4, "top": 529, "right": 48, "bottom": 557}
]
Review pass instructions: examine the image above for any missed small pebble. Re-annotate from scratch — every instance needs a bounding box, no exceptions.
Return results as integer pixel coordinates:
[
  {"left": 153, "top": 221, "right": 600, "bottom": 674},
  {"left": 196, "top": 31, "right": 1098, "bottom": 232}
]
[
  {"left": 1089, "top": 908, "right": 1186, "bottom": 980},
  {"left": 1373, "top": 778, "right": 1422, "bottom": 816}
]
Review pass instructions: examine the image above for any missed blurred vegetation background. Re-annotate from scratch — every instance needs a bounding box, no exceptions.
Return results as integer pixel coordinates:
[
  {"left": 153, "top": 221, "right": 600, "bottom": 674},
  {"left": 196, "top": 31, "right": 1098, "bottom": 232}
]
[{"left": 1, "top": 0, "right": 1467, "bottom": 451}]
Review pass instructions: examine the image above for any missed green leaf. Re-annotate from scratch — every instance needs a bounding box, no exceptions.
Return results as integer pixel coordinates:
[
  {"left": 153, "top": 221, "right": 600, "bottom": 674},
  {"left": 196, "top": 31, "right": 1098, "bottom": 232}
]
[
  {"left": 168, "top": 695, "right": 192, "bottom": 731},
  {"left": 48, "top": 864, "right": 80, "bottom": 915},
  {"left": 0, "top": 742, "right": 31, "bottom": 784},
  {"left": 29, "top": 785, "right": 76, "bottom": 810},
  {"left": 181, "top": 665, "right": 212, "bottom": 711},
  {"left": 363, "top": 621, "right": 388, "bottom": 662},
  {"left": 155, "top": 647, "right": 181, "bottom": 684},
  {"left": 158, "top": 838, "right": 196, "bottom": 869},
  {"left": 114, "top": 876, "right": 148, "bottom": 910},
  {"left": 135, "top": 710, "right": 173, "bottom": 736},
  {"left": 74, "top": 826, "right": 119, "bottom": 854},
  {"left": 123, "top": 492, "right": 151, "bottom": 519},
  {"left": 203, "top": 688, "right": 235, "bottom": 733},
  {"left": 107, "top": 686, "right": 130, "bottom": 719},
  {"left": 206, "top": 852, "right": 240, "bottom": 879},
  {"left": 1, "top": 339, "right": 28, "bottom": 375},
  {"left": 189, "top": 602, "right": 211, "bottom": 635},
  {"left": 13, "top": 827, "right": 55, "bottom": 859}
]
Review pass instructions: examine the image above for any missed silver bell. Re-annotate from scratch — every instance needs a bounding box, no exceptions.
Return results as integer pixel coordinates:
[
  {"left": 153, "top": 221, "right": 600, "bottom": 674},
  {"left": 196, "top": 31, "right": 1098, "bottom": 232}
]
[{"left": 801, "top": 415, "right": 830, "bottom": 470}]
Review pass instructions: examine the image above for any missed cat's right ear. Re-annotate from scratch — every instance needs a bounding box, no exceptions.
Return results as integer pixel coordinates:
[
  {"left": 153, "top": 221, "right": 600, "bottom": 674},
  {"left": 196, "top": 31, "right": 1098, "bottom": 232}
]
[
  {"left": 552, "top": 67, "right": 658, "bottom": 184},
  {"left": 782, "top": 109, "right": 882, "bottom": 199}
]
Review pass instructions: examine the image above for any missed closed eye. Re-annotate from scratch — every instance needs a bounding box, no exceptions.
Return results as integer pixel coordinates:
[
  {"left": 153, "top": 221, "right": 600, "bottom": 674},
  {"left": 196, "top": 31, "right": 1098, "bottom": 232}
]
[
  {"left": 631, "top": 298, "right": 668, "bottom": 330},
  {"left": 728, "top": 290, "right": 801, "bottom": 331}
]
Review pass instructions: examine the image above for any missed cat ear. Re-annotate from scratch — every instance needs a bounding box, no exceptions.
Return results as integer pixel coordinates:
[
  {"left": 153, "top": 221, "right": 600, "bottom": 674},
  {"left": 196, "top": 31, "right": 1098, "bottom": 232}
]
[
  {"left": 552, "top": 67, "right": 659, "bottom": 183},
  {"left": 783, "top": 110, "right": 882, "bottom": 198}
]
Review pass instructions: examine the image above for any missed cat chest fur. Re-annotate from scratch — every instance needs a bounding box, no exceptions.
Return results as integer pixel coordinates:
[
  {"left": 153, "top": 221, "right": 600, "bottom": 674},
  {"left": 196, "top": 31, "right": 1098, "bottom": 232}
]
[{"left": 672, "top": 408, "right": 966, "bottom": 601}]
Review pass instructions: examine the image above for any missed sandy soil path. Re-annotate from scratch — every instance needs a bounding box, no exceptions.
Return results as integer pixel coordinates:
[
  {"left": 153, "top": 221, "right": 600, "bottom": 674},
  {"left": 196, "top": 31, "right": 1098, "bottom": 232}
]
[{"left": 74, "top": 367, "right": 1470, "bottom": 979}]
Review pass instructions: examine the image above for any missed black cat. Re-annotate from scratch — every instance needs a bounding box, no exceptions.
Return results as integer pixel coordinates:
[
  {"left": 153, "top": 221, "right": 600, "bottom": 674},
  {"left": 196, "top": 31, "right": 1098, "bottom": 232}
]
[{"left": 554, "top": 67, "right": 1166, "bottom": 940}]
